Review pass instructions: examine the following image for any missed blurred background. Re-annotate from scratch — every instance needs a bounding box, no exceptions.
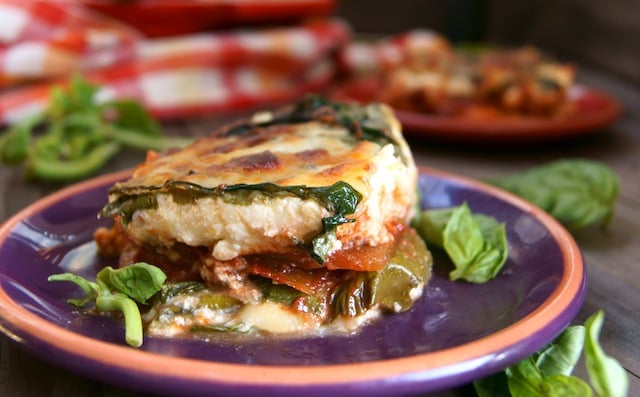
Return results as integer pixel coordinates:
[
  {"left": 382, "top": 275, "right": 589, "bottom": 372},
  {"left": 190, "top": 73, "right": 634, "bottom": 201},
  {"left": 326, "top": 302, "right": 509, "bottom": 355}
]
[
  {"left": 338, "top": 0, "right": 640, "bottom": 85},
  {"left": 3, "top": 0, "right": 639, "bottom": 126}
]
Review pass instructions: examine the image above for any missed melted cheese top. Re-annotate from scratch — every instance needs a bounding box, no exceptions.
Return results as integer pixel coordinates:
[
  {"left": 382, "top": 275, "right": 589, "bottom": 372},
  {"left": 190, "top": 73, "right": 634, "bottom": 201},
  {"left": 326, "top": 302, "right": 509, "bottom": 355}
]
[
  {"left": 111, "top": 104, "right": 411, "bottom": 199},
  {"left": 107, "top": 102, "right": 418, "bottom": 263}
]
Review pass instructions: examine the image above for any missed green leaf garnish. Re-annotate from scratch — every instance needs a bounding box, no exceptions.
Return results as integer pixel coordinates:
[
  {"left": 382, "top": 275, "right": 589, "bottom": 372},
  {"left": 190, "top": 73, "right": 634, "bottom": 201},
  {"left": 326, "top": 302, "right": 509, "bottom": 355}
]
[
  {"left": 474, "top": 312, "right": 628, "bottom": 397},
  {"left": 0, "top": 75, "right": 193, "bottom": 182},
  {"left": 413, "top": 202, "right": 508, "bottom": 283},
  {"left": 535, "top": 325, "right": 585, "bottom": 376},
  {"left": 490, "top": 159, "right": 619, "bottom": 229},
  {"left": 584, "top": 311, "right": 629, "bottom": 397},
  {"left": 96, "top": 264, "right": 167, "bottom": 305},
  {"left": 48, "top": 262, "right": 167, "bottom": 347}
]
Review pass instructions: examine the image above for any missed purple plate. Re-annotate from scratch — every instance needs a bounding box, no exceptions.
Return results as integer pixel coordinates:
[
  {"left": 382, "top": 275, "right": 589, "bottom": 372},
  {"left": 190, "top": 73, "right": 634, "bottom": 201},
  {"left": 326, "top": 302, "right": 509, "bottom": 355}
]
[{"left": 0, "top": 167, "right": 586, "bottom": 396}]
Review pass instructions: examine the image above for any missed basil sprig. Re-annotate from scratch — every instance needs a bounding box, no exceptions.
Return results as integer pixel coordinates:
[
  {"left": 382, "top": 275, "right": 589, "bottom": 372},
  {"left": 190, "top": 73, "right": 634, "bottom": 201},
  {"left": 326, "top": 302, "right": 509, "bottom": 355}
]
[
  {"left": 584, "top": 311, "right": 630, "bottom": 397},
  {"left": 412, "top": 202, "right": 508, "bottom": 283},
  {"left": 0, "top": 75, "right": 193, "bottom": 182},
  {"left": 490, "top": 159, "right": 619, "bottom": 229},
  {"left": 474, "top": 311, "right": 629, "bottom": 397},
  {"left": 48, "top": 262, "right": 167, "bottom": 347}
]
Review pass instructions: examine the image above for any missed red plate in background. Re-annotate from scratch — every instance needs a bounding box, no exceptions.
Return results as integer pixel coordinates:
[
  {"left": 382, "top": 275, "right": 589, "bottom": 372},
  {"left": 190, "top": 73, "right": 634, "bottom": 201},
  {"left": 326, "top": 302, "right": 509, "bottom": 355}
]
[
  {"left": 80, "top": 0, "right": 337, "bottom": 37},
  {"left": 332, "top": 77, "right": 622, "bottom": 144}
]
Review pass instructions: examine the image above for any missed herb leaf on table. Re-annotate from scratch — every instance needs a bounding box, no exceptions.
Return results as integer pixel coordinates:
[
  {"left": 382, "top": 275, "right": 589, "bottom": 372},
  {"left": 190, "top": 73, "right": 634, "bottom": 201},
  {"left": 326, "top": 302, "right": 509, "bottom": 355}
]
[
  {"left": 0, "top": 76, "right": 194, "bottom": 182},
  {"left": 490, "top": 159, "right": 619, "bottom": 229},
  {"left": 474, "top": 311, "right": 629, "bottom": 397}
]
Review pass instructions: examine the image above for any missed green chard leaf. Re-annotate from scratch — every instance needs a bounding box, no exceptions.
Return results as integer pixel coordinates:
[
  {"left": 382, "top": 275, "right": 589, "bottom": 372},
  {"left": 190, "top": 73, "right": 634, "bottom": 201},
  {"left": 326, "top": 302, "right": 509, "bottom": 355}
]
[
  {"left": 109, "top": 179, "right": 362, "bottom": 263},
  {"left": 490, "top": 159, "right": 619, "bottom": 229},
  {"left": 413, "top": 202, "right": 508, "bottom": 283},
  {"left": 584, "top": 311, "right": 629, "bottom": 397}
]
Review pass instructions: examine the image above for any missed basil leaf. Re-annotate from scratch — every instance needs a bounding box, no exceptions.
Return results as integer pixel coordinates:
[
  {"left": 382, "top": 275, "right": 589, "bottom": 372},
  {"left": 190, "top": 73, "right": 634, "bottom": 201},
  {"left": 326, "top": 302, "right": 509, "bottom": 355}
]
[
  {"left": 413, "top": 203, "right": 508, "bottom": 283},
  {"left": 535, "top": 325, "right": 585, "bottom": 376},
  {"left": 411, "top": 206, "right": 451, "bottom": 247},
  {"left": 491, "top": 159, "right": 619, "bottom": 229},
  {"left": 97, "top": 263, "right": 167, "bottom": 304},
  {"left": 454, "top": 213, "right": 508, "bottom": 282},
  {"left": 50, "top": 75, "right": 99, "bottom": 119},
  {"left": 507, "top": 357, "right": 546, "bottom": 396},
  {"left": 47, "top": 273, "right": 100, "bottom": 307},
  {"left": 584, "top": 311, "right": 629, "bottom": 397},
  {"left": 474, "top": 313, "right": 624, "bottom": 397},
  {"left": 102, "top": 100, "right": 162, "bottom": 137},
  {"left": 507, "top": 358, "right": 593, "bottom": 397},
  {"left": 96, "top": 293, "right": 144, "bottom": 347},
  {"left": 49, "top": 264, "right": 167, "bottom": 347},
  {"left": 473, "top": 371, "right": 511, "bottom": 397},
  {"left": 537, "top": 375, "right": 594, "bottom": 397},
  {"left": 442, "top": 203, "right": 485, "bottom": 278},
  {"left": 27, "top": 141, "right": 122, "bottom": 182},
  {"left": 0, "top": 114, "right": 40, "bottom": 165},
  {"left": 1, "top": 75, "right": 194, "bottom": 182},
  {"left": 475, "top": 347, "right": 593, "bottom": 397}
]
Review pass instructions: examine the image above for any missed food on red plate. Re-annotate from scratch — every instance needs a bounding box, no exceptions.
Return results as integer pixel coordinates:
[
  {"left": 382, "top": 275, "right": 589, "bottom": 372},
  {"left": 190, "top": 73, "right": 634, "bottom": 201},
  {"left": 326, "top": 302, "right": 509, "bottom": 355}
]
[
  {"left": 338, "top": 31, "right": 577, "bottom": 121},
  {"left": 95, "top": 95, "right": 432, "bottom": 338},
  {"left": 378, "top": 46, "right": 576, "bottom": 119}
]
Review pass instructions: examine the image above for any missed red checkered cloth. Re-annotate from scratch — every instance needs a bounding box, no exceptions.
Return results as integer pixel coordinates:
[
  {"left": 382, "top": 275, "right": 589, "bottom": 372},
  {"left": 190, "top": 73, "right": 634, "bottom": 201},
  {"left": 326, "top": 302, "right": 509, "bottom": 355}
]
[
  {"left": 0, "top": 0, "right": 350, "bottom": 124},
  {"left": 336, "top": 29, "right": 451, "bottom": 76},
  {"left": 0, "top": 0, "right": 140, "bottom": 86}
]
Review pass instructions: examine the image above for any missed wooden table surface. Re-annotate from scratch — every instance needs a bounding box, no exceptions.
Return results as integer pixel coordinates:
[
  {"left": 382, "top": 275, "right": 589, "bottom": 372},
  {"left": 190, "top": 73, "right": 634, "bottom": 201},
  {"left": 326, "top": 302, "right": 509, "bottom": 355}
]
[{"left": 0, "top": 66, "right": 638, "bottom": 397}]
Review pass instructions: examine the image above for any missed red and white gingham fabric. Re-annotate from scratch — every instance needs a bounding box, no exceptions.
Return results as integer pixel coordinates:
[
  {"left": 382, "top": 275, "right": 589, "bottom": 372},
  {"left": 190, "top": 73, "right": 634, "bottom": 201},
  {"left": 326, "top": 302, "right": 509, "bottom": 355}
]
[
  {"left": 0, "top": 0, "right": 140, "bottom": 86},
  {"left": 337, "top": 29, "right": 451, "bottom": 76},
  {"left": 0, "top": 0, "right": 350, "bottom": 124}
]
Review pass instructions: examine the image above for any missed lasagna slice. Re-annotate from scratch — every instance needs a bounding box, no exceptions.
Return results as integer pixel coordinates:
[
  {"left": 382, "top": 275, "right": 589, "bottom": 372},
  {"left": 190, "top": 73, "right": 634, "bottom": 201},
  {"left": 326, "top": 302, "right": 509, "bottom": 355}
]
[{"left": 95, "top": 96, "right": 431, "bottom": 337}]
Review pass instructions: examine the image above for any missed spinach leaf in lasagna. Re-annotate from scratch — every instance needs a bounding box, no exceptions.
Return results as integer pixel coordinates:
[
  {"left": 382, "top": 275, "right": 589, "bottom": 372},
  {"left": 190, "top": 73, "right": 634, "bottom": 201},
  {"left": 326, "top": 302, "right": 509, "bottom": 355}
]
[{"left": 103, "top": 180, "right": 363, "bottom": 263}]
